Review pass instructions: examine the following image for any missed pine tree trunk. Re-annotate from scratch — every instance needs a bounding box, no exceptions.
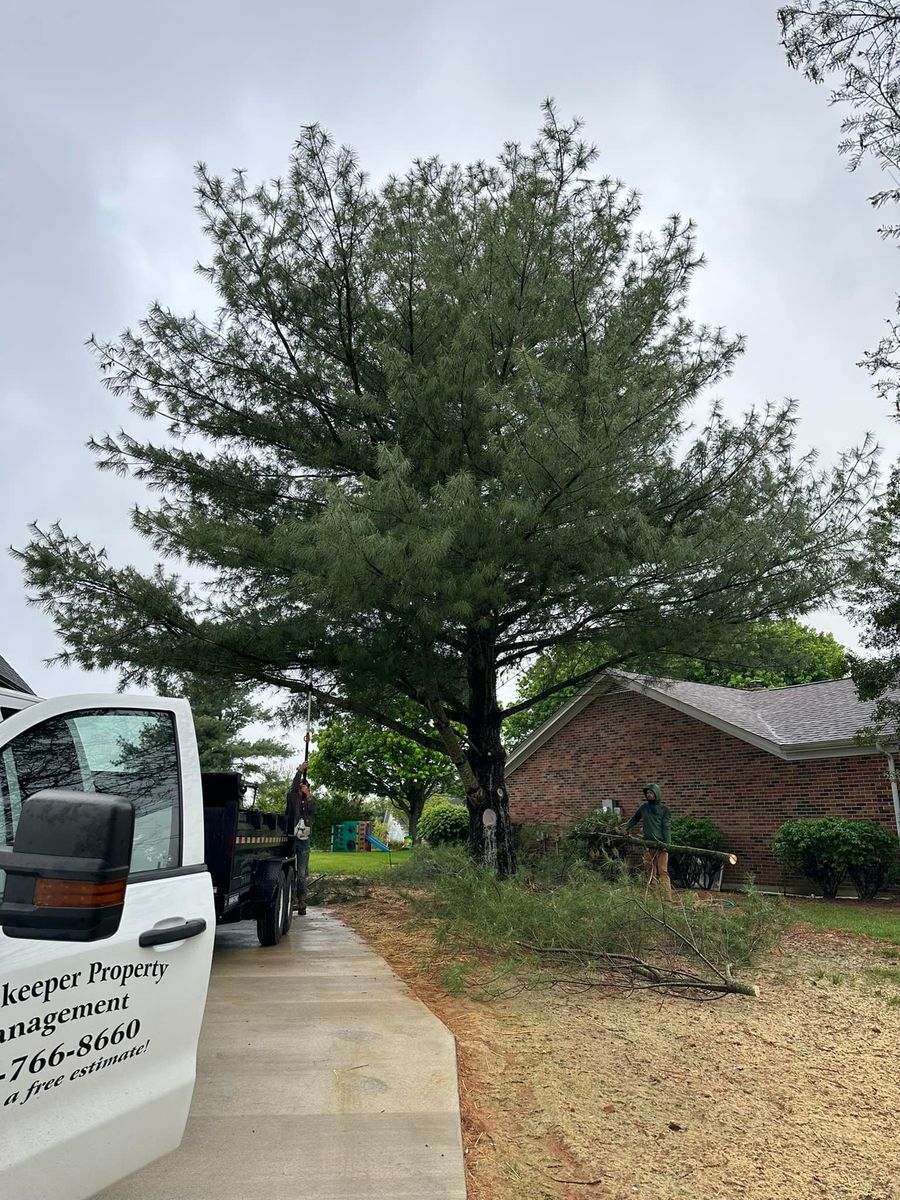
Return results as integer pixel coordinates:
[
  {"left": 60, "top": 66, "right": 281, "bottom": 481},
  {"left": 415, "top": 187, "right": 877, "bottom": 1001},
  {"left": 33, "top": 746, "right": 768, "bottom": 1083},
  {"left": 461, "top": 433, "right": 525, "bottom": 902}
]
[
  {"left": 463, "top": 630, "right": 517, "bottom": 878},
  {"left": 464, "top": 719, "right": 517, "bottom": 878}
]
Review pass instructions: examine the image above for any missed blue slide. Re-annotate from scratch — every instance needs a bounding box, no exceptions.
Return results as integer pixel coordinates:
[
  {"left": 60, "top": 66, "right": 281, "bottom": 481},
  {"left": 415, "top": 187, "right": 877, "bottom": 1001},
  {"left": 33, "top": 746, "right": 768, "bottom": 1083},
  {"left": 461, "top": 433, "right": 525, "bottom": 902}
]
[{"left": 365, "top": 833, "right": 390, "bottom": 852}]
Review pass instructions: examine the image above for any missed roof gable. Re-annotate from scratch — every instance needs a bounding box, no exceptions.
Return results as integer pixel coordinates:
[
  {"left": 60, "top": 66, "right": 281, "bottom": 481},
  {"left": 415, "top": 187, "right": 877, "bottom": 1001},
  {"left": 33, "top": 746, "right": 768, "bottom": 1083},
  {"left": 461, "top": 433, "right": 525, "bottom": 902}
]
[
  {"left": 0, "top": 654, "right": 33, "bottom": 695},
  {"left": 505, "top": 670, "right": 890, "bottom": 775}
]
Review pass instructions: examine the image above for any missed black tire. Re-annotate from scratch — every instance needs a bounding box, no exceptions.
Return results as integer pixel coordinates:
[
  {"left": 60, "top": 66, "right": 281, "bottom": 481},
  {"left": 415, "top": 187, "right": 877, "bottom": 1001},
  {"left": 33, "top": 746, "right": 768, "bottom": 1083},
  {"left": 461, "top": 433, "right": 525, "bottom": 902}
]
[
  {"left": 282, "top": 867, "right": 295, "bottom": 935},
  {"left": 257, "top": 873, "right": 284, "bottom": 946}
]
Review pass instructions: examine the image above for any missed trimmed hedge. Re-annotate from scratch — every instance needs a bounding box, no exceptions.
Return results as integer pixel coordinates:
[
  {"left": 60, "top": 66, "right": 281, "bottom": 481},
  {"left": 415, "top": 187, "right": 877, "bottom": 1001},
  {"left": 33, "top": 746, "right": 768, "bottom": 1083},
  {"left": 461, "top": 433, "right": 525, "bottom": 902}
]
[
  {"left": 418, "top": 800, "right": 469, "bottom": 846},
  {"left": 772, "top": 817, "right": 899, "bottom": 899}
]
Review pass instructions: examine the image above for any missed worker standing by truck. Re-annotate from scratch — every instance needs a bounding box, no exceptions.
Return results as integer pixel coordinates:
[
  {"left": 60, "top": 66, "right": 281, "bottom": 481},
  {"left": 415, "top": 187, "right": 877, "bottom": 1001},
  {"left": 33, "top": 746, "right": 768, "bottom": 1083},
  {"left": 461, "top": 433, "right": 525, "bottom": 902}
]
[{"left": 286, "top": 760, "right": 315, "bottom": 914}]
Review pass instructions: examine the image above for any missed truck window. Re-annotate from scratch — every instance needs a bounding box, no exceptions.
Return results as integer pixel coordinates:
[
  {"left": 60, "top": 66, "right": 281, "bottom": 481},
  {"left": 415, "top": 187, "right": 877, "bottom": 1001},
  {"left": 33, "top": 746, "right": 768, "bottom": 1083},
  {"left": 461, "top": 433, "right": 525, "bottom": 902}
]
[{"left": 0, "top": 709, "right": 181, "bottom": 896}]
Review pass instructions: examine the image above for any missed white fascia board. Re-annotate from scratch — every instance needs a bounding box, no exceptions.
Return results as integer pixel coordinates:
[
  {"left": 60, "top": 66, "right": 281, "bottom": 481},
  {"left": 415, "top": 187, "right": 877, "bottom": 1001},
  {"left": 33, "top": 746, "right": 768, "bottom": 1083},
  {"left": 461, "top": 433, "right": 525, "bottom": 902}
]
[{"left": 0, "top": 687, "right": 41, "bottom": 711}]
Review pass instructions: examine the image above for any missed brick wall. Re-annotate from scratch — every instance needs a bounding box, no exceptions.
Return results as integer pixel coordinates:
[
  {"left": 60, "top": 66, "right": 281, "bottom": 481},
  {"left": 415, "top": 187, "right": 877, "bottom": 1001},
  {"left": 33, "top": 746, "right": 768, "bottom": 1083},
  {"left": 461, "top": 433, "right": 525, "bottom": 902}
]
[{"left": 506, "top": 689, "right": 895, "bottom": 887}]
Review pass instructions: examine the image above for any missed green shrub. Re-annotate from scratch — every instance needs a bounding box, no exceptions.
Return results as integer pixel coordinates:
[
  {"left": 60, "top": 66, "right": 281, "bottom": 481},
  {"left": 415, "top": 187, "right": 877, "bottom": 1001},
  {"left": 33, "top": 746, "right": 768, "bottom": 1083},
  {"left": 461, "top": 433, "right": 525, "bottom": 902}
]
[
  {"left": 772, "top": 818, "right": 850, "bottom": 897},
  {"left": 772, "top": 818, "right": 899, "bottom": 899},
  {"left": 418, "top": 800, "right": 469, "bottom": 846},
  {"left": 668, "top": 816, "right": 727, "bottom": 890},
  {"left": 670, "top": 816, "right": 726, "bottom": 851},
  {"left": 842, "top": 822, "right": 900, "bottom": 900}
]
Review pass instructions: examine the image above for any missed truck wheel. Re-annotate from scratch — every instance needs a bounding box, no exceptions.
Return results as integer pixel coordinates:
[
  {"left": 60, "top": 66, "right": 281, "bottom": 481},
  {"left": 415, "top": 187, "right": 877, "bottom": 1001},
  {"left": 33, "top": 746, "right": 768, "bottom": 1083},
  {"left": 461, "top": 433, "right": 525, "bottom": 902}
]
[
  {"left": 257, "top": 874, "right": 284, "bottom": 947},
  {"left": 282, "top": 867, "right": 295, "bottom": 936}
]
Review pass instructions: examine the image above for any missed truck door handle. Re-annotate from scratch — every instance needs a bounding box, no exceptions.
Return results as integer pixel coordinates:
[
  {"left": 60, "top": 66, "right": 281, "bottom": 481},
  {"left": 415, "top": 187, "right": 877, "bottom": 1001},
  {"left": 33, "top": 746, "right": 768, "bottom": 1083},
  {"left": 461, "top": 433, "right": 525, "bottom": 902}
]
[{"left": 139, "top": 918, "right": 207, "bottom": 947}]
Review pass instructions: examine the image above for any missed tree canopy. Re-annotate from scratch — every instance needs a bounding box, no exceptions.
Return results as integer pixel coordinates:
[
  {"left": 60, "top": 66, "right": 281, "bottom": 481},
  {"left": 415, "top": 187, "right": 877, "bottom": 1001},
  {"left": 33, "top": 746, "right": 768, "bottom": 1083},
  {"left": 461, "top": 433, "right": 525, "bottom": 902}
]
[
  {"left": 504, "top": 620, "right": 849, "bottom": 746},
  {"left": 780, "top": 1, "right": 900, "bottom": 404},
  {"left": 849, "top": 497, "right": 900, "bottom": 734},
  {"left": 780, "top": 4, "right": 900, "bottom": 732},
  {"left": 310, "top": 703, "right": 457, "bottom": 841},
  {"left": 17, "top": 105, "right": 877, "bottom": 875},
  {"left": 154, "top": 674, "right": 292, "bottom": 776}
]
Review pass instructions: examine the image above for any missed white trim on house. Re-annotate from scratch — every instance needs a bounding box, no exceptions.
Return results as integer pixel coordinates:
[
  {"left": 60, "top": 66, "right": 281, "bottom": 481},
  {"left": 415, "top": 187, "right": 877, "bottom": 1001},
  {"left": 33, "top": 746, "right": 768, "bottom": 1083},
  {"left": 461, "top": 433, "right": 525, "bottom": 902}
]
[
  {"left": 0, "top": 686, "right": 40, "bottom": 715},
  {"left": 505, "top": 671, "right": 887, "bottom": 775}
]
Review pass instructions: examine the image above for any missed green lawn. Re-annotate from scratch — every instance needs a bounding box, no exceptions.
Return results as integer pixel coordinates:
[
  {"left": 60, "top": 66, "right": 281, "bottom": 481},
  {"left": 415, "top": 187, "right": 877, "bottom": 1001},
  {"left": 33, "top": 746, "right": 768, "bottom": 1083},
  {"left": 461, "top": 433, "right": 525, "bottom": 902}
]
[
  {"left": 790, "top": 899, "right": 900, "bottom": 945},
  {"left": 309, "top": 849, "right": 411, "bottom": 876}
]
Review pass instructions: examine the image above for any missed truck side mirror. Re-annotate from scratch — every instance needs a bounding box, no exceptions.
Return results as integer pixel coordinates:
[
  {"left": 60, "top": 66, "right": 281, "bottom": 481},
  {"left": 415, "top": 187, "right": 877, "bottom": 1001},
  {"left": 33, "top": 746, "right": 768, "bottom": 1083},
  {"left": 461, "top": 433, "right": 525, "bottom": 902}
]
[{"left": 0, "top": 790, "right": 134, "bottom": 942}]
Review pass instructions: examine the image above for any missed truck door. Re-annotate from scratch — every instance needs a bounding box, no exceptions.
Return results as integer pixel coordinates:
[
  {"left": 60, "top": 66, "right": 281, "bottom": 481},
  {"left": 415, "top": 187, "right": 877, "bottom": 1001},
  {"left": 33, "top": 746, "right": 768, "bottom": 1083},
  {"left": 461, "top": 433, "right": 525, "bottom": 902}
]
[{"left": 0, "top": 694, "right": 215, "bottom": 1200}]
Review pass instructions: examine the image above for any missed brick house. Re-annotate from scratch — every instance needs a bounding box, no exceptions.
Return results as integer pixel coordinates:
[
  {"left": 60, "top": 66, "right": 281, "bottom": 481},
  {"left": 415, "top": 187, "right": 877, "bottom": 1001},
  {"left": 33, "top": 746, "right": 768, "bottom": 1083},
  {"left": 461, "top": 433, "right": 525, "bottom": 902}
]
[{"left": 505, "top": 671, "right": 900, "bottom": 889}]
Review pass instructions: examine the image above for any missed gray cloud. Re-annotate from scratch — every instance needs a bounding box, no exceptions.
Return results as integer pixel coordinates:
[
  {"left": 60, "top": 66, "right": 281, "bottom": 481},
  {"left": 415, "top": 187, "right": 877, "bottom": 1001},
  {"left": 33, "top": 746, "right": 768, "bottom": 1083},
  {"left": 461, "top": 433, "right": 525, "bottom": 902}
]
[{"left": 2, "top": 0, "right": 897, "bottom": 697}]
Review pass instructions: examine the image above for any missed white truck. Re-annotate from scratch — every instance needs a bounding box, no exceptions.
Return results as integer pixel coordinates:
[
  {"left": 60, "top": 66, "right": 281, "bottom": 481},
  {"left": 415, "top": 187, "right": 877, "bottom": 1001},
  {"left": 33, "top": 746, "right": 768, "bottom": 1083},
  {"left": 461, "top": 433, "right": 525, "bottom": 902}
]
[{"left": 0, "top": 681, "right": 223, "bottom": 1199}]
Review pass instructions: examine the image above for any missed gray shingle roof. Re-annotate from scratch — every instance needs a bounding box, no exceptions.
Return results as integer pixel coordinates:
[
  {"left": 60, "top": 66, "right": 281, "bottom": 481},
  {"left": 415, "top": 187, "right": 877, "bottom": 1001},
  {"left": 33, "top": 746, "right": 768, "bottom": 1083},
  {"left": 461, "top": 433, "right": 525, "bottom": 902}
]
[
  {"left": 0, "top": 653, "right": 34, "bottom": 695},
  {"left": 624, "top": 672, "right": 877, "bottom": 749},
  {"left": 506, "top": 669, "right": 893, "bottom": 775}
]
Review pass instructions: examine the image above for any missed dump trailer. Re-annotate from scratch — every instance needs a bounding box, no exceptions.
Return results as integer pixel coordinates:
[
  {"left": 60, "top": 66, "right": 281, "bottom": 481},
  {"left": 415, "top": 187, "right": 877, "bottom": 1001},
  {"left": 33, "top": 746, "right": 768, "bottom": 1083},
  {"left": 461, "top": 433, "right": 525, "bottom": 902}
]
[{"left": 201, "top": 772, "right": 296, "bottom": 946}]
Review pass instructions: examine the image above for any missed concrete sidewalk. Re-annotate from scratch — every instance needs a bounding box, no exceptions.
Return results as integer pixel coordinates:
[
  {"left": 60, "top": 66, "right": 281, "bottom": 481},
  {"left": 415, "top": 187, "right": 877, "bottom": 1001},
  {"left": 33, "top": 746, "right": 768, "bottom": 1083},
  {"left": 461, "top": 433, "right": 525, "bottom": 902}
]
[{"left": 100, "top": 910, "right": 467, "bottom": 1200}]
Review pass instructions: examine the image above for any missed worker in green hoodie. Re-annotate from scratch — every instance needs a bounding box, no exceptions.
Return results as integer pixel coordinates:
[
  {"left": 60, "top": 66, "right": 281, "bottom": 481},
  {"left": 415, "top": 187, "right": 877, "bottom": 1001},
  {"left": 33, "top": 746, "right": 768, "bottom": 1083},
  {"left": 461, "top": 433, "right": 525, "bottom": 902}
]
[{"left": 626, "top": 784, "right": 673, "bottom": 901}]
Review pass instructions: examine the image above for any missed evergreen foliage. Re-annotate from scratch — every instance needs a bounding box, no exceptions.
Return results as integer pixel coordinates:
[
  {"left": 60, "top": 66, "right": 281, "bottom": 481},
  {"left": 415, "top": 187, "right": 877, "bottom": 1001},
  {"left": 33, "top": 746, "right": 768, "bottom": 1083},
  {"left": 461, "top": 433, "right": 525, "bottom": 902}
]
[
  {"left": 391, "top": 846, "right": 787, "bottom": 998},
  {"left": 16, "top": 106, "right": 876, "bottom": 876},
  {"left": 154, "top": 673, "right": 291, "bottom": 776}
]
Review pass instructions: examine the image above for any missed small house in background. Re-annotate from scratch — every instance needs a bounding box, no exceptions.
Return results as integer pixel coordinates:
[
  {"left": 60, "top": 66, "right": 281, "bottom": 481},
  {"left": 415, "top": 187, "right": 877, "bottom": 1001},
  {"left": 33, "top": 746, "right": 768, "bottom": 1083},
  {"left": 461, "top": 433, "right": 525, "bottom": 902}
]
[
  {"left": 505, "top": 671, "right": 900, "bottom": 889},
  {"left": 0, "top": 653, "right": 35, "bottom": 721},
  {"left": 0, "top": 652, "right": 32, "bottom": 695}
]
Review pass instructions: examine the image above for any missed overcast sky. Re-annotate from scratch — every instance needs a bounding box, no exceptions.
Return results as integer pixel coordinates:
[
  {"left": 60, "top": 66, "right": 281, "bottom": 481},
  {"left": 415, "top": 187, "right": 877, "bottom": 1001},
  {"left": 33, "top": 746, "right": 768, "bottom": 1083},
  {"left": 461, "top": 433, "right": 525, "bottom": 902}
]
[{"left": 2, "top": 0, "right": 899, "bottom": 703}]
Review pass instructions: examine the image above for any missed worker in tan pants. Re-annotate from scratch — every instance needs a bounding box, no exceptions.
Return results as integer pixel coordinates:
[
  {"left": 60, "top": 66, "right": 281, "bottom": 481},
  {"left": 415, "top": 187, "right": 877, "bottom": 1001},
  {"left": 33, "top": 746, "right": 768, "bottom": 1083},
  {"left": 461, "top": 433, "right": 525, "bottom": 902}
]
[{"left": 626, "top": 784, "right": 673, "bottom": 901}]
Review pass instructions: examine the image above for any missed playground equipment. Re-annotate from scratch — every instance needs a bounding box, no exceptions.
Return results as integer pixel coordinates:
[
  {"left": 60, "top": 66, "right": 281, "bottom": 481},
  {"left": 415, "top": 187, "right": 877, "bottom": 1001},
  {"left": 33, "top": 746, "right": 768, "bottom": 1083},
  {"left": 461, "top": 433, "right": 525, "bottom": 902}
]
[{"left": 330, "top": 820, "right": 391, "bottom": 852}]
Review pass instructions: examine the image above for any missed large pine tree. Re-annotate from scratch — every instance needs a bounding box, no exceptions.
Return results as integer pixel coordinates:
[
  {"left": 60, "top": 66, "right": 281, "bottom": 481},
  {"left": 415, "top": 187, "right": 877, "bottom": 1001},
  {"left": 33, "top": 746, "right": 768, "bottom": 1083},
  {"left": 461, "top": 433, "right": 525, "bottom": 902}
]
[{"left": 18, "top": 106, "right": 876, "bottom": 875}]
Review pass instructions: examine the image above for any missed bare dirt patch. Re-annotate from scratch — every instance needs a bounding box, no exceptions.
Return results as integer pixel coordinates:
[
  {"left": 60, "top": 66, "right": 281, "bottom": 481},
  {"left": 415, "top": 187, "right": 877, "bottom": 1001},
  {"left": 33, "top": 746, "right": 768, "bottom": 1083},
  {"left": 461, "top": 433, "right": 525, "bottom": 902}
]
[{"left": 333, "top": 890, "right": 900, "bottom": 1200}]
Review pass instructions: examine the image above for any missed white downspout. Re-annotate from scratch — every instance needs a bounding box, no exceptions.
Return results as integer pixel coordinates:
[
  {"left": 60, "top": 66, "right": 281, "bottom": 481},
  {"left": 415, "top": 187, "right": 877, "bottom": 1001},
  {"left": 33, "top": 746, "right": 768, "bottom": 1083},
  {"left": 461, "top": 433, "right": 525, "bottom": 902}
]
[{"left": 877, "top": 744, "right": 900, "bottom": 837}]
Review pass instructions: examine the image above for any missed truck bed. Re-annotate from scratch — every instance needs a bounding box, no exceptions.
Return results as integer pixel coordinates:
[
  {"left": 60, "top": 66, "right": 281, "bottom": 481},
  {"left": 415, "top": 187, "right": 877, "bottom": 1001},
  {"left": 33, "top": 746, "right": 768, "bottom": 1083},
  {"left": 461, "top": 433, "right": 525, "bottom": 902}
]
[{"left": 201, "top": 772, "right": 293, "bottom": 923}]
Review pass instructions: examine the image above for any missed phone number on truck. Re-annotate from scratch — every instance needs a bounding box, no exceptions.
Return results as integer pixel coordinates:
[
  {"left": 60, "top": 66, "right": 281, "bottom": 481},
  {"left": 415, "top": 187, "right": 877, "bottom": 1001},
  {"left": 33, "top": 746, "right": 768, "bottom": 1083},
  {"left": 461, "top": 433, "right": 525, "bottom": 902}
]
[{"left": 1, "top": 1019, "right": 143, "bottom": 1082}]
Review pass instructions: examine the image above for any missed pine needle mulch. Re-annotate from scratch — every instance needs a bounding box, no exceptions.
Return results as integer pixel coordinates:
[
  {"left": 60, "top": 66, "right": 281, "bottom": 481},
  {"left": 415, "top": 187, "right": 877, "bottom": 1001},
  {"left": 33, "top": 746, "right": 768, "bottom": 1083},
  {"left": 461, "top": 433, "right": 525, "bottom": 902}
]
[{"left": 332, "top": 889, "right": 900, "bottom": 1200}]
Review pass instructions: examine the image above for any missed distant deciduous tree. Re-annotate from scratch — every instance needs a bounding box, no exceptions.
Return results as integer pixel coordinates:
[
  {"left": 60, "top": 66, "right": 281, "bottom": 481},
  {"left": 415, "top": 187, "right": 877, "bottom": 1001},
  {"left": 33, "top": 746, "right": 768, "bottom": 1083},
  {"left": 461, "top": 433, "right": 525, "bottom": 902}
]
[
  {"left": 848, "top": 495, "right": 900, "bottom": 736},
  {"left": 780, "top": 1, "right": 900, "bottom": 403},
  {"left": 780, "top": 4, "right": 900, "bottom": 729},
  {"left": 310, "top": 706, "right": 456, "bottom": 842},
  {"left": 504, "top": 621, "right": 848, "bottom": 746}
]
